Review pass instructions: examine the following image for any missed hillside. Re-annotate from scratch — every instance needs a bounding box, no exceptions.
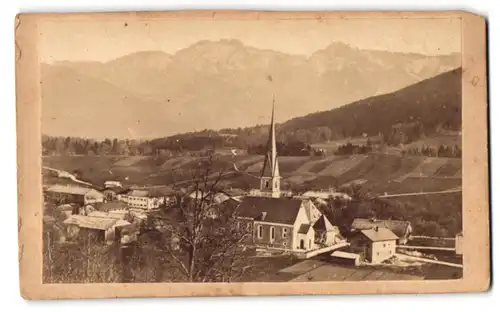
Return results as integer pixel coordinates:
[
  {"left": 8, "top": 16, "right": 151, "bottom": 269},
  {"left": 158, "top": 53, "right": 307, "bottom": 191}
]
[
  {"left": 279, "top": 68, "right": 462, "bottom": 139},
  {"left": 149, "top": 68, "right": 462, "bottom": 151},
  {"left": 41, "top": 39, "right": 460, "bottom": 138}
]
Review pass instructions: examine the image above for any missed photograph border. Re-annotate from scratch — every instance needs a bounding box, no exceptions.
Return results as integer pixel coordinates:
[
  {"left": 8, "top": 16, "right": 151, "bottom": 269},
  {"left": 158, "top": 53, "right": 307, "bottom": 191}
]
[{"left": 16, "top": 10, "right": 490, "bottom": 300}]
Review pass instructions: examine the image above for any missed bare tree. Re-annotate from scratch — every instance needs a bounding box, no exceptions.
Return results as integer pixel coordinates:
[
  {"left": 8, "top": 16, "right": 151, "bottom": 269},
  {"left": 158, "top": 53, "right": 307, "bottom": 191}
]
[{"left": 144, "top": 151, "right": 253, "bottom": 282}]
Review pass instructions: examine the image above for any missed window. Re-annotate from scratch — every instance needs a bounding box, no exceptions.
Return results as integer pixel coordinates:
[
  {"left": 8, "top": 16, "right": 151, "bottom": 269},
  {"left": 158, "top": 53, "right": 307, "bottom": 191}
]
[
  {"left": 265, "top": 181, "right": 269, "bottom": 188},
  {"left": 257, "top": 225, "right": 263, "bottom": 239},
  {"left": 309, "top": 239, "right": 312, "bottom": 249},
  {"left": 270, "top": 227, "right": 275, "bottom": 241},
  {"left": 282, "top": 228, "right": 288, "bottom": 238},
  {"left": 275, "top": 181, "right": 278, "bottom": 188},
  {"left": 283, "top": 242, "right": 287, "bottom": 247},
  {"left": 383, "top": 243, "right": 386, "bottom": 248}
]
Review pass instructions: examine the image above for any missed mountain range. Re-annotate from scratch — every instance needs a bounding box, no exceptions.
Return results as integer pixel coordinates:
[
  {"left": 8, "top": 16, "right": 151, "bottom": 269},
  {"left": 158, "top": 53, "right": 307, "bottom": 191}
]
[{"left": 41, "top": 39, "right": 461, "bottom": 139}]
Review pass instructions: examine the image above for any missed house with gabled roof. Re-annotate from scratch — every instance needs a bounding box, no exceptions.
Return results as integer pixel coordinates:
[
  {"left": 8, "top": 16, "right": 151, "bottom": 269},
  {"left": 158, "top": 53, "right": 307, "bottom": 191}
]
[
  {"left": 351, "top": 218, "right": 412, "bottom": 244},
  {"left": 350, "top": 226, "right": 399, "bottom": 264},
  {"left": 63, "top": 214, "right": 131, "bottom": 244},
  {"left": 45, "top": 184, "right": 105, "bottom": 205},
  {"left": 122, "top": 186, "right": 176, "bottom": 210}
]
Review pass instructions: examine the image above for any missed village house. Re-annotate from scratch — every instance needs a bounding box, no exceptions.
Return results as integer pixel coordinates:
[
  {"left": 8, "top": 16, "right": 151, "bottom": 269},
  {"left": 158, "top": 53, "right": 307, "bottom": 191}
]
[
  {"left": 350, "top": 227, "right": 399, "bottom": 264},
  {"left": 56, "top": 203, "right": 79, "bottom": 219},
  {"left": 221, "top": 188, "right": 247, "bottom": 201},
  {"left": 121, "top": 187, "right": 176, "bottom": 210},
  {"left": 301, "top": 190, "right": 352, "bottom": 202},
  {"left": 351, "top": 218, "right": 413, "bottom": 244},
  {"left": 63, "top": 214, "right": 131, "bottom": 244},
  {"left": 104, "top": 180, "right": 123, "bottom": 188},
  {"left": 79, "top": 200, "right": 129, "bottom": 216},
  {"left": 45, "top": 184, "right": 105, "bottom": 206},
  {"left": 102, "top": 186, "right": 129, "bottom": 201}
]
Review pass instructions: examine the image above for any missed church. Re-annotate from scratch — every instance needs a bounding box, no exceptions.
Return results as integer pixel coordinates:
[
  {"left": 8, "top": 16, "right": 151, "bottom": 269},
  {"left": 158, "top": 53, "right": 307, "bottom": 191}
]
[{"left": 236, "top": 102, "right": 342, "bottom": 253}]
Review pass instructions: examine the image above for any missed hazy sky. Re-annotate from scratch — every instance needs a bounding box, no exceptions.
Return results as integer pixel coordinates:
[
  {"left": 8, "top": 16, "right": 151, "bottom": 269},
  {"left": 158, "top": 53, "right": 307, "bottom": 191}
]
[{"left": 39, "top": 17, "right": 461, "bottom": 63}]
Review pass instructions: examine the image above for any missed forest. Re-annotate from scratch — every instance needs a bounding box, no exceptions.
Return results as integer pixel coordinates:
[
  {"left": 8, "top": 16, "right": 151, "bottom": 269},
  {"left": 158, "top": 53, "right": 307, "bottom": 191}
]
[{"left": 319, "top": 184, "right": 462, "bottom": 239}]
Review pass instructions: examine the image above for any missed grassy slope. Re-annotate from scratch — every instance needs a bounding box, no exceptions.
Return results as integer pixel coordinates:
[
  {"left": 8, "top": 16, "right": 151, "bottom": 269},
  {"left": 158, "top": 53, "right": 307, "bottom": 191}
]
[{"left": 42, "top": 152, "right": 461, "bottom": 192}]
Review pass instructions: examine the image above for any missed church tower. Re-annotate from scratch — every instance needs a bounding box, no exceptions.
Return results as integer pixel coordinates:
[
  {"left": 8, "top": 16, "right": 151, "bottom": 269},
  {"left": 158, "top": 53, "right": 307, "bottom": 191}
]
[{"left": 260, "top": 96, "right": 281, "bottom": 198}]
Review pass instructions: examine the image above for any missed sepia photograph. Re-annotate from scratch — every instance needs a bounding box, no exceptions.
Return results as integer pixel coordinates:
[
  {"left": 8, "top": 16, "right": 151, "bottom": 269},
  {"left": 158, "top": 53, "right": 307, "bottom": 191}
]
[{"left": 15, "top": 10, "right": 489, "bottom": 299}]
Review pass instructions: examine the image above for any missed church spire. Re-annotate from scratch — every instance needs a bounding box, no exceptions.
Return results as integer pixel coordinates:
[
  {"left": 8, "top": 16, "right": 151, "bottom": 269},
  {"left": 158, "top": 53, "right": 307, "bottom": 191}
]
[
  {"left": 270, "top": 95, "right": 279, "bottom": 178},
  {"left": 260, "top": 95, "right": 281, "bottom": 198}
]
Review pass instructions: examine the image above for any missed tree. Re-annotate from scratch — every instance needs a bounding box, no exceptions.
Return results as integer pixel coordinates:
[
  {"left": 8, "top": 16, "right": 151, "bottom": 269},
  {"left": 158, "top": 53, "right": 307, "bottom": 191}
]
[
  {"left": 43, "top": 231, "right": 121, "bottom": 283},
  {"left": 144, "top": 152, "right": 252, "bottom": 282}
]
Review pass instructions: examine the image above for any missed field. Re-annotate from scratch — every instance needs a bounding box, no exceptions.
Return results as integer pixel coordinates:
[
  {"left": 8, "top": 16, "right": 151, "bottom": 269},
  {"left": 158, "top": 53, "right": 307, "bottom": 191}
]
[{"left": 42, "top": 152, "right": 462, "bottom": 193}]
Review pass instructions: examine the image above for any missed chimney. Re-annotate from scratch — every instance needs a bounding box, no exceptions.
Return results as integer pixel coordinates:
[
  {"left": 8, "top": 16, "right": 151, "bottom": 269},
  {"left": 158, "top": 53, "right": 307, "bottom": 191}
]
[{"left": 375, "top": 226, "right": 379, "bottom": 232}]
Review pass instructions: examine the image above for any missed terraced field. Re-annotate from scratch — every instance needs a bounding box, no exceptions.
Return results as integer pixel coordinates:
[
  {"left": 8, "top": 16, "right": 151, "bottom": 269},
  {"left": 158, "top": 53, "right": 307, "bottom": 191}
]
[
  {"left": 295, "top": 155, "right": 338, "bottom": 173},
  {"left": 42, "top": 152, "right": 462, "bottom": 195},
  {"left": 406, "top": 158, "right": 450, "bottom": 178},
  {"left": 317, "top": 155, "right": 368, "bottom": 177}
]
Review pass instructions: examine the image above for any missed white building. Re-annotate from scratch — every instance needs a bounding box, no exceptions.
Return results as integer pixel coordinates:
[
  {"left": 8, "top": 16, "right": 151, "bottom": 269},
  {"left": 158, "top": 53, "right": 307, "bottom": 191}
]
[
  {"left": 45, "top": 184, "right": 105, "bottom": 205},
  {"left": 122, "top": 188, "right": 176, "bottom": 210},
  {"left": 104, "top": 181, "right": 123, "bottom": 188}
]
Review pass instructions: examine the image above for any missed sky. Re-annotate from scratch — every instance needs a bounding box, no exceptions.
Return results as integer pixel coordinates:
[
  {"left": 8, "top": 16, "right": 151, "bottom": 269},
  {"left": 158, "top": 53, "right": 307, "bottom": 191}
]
[{"left": 39, "top": 17, "right": 461, "bottom": 63}]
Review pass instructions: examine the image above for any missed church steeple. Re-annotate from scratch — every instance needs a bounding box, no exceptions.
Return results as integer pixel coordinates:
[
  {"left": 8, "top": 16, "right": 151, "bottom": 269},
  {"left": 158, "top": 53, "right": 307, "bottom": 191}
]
[{"left": 260, "top": 95, "right": 281, "bottom": 198}]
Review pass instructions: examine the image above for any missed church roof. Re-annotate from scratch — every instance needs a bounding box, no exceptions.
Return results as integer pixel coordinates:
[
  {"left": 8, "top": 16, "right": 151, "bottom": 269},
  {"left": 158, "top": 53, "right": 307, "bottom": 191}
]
[
  {"left": 237, "top": 196, "right": 303, "bottom": 225},
  {"left": 261, "top": 153, "right": 279, "bottom": 177},
  {"left": 313, "top": 215, "right": 336, "bottom": 232},
  {"left": 298, "top": 224, "right": 312, "bottom": 234}
]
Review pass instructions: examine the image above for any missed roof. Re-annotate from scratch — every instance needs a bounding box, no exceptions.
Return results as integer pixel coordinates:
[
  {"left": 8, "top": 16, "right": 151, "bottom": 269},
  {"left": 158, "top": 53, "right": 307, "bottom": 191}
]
[
  {"left": 331, "top": 251, "right": 360, "bottom": 260},
  {"left": 261, "top": 153, "right": 277, "bottom": 177},
  {"left": 222, "top": 188, "right": 247, "bottom": 197},
  {"left": 128, "top": 189, "right": 150, "bottom": 197},
  {"left": 103, "top": 186, "right": 128, "bottom": 193},
  {"left": 46, "top": 184, "right": 94, "bottom": 196},
  {"left": 351, "top": 218, "right": 411, "bottom": 238},
  {"left": 361, "top": 227, "right": 399, "bottom": 242},
  {"left": 237, "top": 196, "right": 303, "bottom": 225},
  {"left": 313, "top": 215, "right": 336, "bottom": 232},
  {"left": 105, "top": 180, "right": 122, "bottom": 184},
  {"left": 298, "top": 224, "right": 311, "bottom": 234},
  {"left": 128, "top": 187, "right": 176, "bottom": 198},
  {"left": 94, "top": 200, "right": 129, "bottom": 212},
  {"left": 63, "top": 215, "right": 128, "bottom": 231},
  {"left": 57, "top": 203, "right": 78, "bottom": 211},
  {"left": 302, "top": 191, "right": 351, "bottom": 200},
  {"left": 188, "top": 190, "right": 232, "bottom": 204}
]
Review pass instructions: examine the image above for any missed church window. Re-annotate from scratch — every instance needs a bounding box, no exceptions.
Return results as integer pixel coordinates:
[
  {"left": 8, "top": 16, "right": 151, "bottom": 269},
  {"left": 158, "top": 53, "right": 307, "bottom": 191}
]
[
  {"left": 265, "top": 180, "right": 269, "bottom": 188},
  {"left": 270, "top": 227, "right": 275, "bottom": 241},
  {"left": 258, "top": 225, "right": 263, "bottom": 239}
]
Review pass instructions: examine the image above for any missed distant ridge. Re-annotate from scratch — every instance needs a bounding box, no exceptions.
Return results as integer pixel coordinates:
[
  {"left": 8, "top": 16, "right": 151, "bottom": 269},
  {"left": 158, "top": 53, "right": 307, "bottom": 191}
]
[{"left": 41, "top": 39, "right": 460, "bottom": 139}]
